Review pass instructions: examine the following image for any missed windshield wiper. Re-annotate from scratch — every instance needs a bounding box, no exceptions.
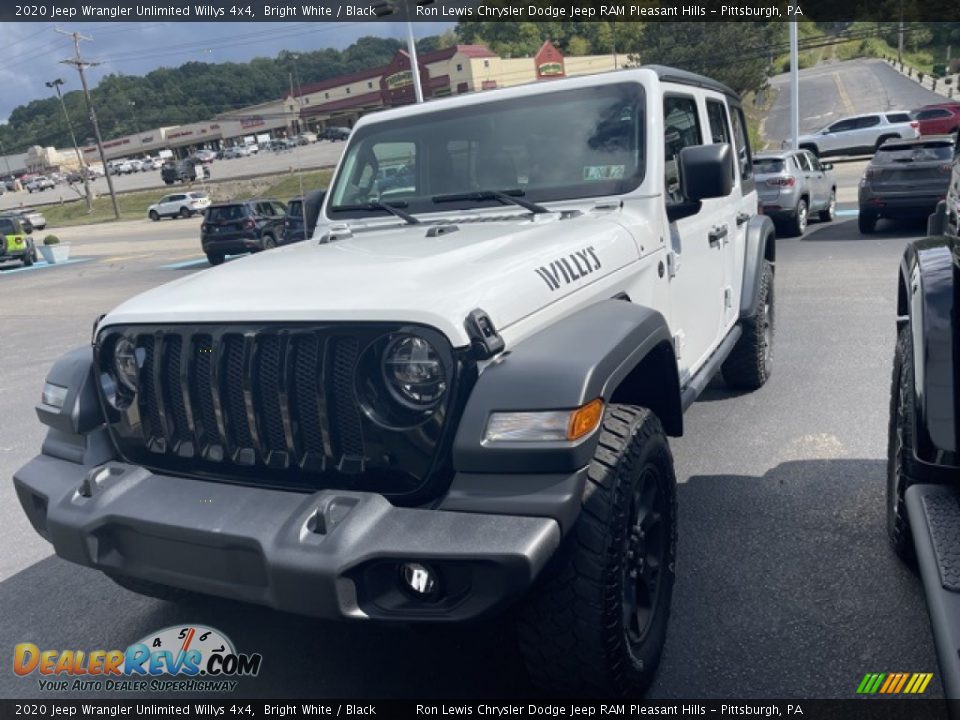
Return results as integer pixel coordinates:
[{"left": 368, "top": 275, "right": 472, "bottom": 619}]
[
  {"left": 432, "top": 189, "right": 550, "bottom": 215},
  {"left": 334, "top": 201, "right": 420, "bottom": 225}
]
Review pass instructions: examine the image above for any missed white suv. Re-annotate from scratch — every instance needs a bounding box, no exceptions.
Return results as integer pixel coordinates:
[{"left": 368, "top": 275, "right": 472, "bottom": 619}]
[
  {"left": 17, "top": 66, "right": 777, "bottom": 697},
  {"left": 797, "top": 111, "right": 919, "bottom": 157},
  {"left": 147, "top": 191, "right": 210, "bottom": 220}
]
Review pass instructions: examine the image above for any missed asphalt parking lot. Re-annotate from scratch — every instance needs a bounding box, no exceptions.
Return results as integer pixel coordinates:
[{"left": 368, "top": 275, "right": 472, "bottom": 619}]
[
  {"left": 0, "top": 57, "right": 947, "bottom": 703},
  {"left": 0, "top": 139, "right": 347, "bottom": 212}
]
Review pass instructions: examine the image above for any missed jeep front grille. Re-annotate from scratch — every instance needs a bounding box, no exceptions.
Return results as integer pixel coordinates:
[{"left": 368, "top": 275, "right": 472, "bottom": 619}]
[{"left": 96, "top": 324, "right": 464, "bottom": 498}]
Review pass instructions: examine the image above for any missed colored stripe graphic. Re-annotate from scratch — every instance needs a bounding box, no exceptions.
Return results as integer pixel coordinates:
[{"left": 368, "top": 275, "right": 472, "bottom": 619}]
[{"left": 857, "top": 672, "right": 933, "bottom": 694}]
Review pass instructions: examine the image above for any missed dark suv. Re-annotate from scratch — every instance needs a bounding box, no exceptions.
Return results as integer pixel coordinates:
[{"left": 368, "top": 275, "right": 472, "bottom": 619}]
[
  {"left": 283, "top": 189, "right": 325, "bottom": 244},
  {"left": 200, "top": 199, "right": 287, "bottom": 265}
]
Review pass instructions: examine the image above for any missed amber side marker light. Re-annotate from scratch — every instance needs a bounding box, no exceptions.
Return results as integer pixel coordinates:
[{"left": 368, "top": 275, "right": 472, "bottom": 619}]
[{"left": 567, "top": 398, "right": 604, "bottom": 441}]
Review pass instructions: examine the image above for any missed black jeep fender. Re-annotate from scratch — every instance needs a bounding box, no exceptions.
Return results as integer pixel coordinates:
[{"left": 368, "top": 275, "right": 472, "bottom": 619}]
[
  {"left": 452, "top": 299, "right": 680, "bottom": 476},
  {"left": 740, "top": 214, "right": 776, "bottom": 319},
  {"left": 897, "top": 236, "right": 960, "bottom": 476}
]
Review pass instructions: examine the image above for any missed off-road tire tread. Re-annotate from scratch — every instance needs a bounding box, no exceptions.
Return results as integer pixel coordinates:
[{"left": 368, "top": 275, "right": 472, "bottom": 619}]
[
  {"left": 888, "top": 326, "right": 918, "bottom": 565},
  {"left": 517, "top": 406, "right": 677, "bottom": 697},
  {"left": 722, "top": 260, "right": 774, "bottom": 390}
]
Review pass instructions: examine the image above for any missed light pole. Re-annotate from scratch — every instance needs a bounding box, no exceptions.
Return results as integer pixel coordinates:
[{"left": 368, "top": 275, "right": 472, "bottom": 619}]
[
  {"left": 46, "top": 77, "right": 93, "bottom": 212},
  {"left": 789, "top": 15, "right": 799, "bottom": 150},
  {"left": 128, "top": 100, "right": 140, "bottom": 135}
]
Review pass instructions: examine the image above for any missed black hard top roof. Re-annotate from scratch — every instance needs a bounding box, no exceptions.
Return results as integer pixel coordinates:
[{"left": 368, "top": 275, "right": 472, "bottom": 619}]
[{"left": 644, "top": 65, "right": 740, "bottom": 102}]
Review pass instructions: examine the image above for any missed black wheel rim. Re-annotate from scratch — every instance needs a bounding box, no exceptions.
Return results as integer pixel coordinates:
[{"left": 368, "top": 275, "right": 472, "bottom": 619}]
[{"left": 622, "top": 465, "right": 666, "bottom": 651}]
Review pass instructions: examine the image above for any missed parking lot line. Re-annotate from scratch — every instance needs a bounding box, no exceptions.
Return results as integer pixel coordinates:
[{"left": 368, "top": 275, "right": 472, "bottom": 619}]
[
  {"left": 0, "top": 258, "right": 91, "bottom": 275},
  {"left": 100, "top": 252, "right": 156, "bottom": 263}
]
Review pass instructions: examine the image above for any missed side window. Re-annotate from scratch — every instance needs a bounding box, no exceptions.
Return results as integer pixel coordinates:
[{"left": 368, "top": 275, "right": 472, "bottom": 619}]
[
  {"left": 916, "top": 109, "right": 949, "bottom": 120},
  {"left": 806, "top": 153, "right": 822, "bottom": 172},
  {"left": 257, "top": 202, "right": 276, "bottom": 217},
  {"left": 705, "top": 99, "right": 732, "bottom": 145},
  {"left": 794, "top": 153, "right": 811, "bottom": 172},
  {"left": 158, "top": 196, "right": 170, "bottom": 204},
  {"left": 886, "top": 112, "right": 912, "bottom": 123},
  {"left": 663, "top": 95, "right": 702, "bottom": 205},
  {"left": 729, "top": 104, "right": 752, "bottom": 181},
  {"left": 827, "top": 119, "right": 857, "bottom": 133},
  {"left": 373, "top": 142, "right": 417, "bottom": 196},
  {"left": 271, "top": 202, "right": 287, "bottom": 215},
  {"left": 857, "top": 116, "right": 881, "bottom": 128},
  {"left": 0, "top": 219, "right": 13, "bottom": 235}
]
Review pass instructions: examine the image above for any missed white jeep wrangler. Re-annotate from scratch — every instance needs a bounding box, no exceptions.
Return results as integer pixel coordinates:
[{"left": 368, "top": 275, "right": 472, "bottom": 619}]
[{"left": 15, "top": 66, "right": 775, "bottom": 696}]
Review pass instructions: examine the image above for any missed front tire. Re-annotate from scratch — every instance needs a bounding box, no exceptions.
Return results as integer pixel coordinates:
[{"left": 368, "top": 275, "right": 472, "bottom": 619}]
[
  {"left": 858, "top": 210, "right": 878, "bottom": 234},
  {"left": 518, "top": 406, "right": 677, "bottom": 697},
  {"left": 888, "top": 326, "right": 919, "bottom": 565},
  {"left": 206, "top": 253, "right": 224, "bottom": 266},
  {"left": 262, "top": 234, "right": 277, "bottom": 250},
  {"left": 723, "top": 260, "right": 774, "bottom": 390},
  {"left": 149, "top": 210, "right": 160, "bottom": 222}
]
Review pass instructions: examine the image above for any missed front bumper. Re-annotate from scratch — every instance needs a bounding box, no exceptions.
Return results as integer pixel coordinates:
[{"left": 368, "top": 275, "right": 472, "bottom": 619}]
[{"left": 14, "top": 455, "right": 561, "bottom": 621}]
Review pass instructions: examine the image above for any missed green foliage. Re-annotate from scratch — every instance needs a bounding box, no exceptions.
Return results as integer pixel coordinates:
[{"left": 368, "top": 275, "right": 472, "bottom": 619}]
[
  {"left": 43, "top": 235, "right": 59, "bottom": 245},
  {"left": 456, "top": 20, "right": 645, "bottom": 58},
  {"left": 0, "top": 35, "right": 412, "bottom": 156}
]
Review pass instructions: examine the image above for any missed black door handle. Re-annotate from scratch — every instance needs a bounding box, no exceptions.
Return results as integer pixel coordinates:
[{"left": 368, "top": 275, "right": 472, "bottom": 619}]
[
  {"left": 736, "top": 212, "right": 751, "bottom": 226},
  {"left": 709, "top": 225, "right": 728, "bottom": 247}
]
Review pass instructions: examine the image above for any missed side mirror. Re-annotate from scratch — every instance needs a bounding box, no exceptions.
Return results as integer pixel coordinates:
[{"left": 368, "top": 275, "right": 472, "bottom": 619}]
[
  {"left": 679, "top": 143, "right": 734, "bottom": 202},
  {"left": 821, "top": 162, "right": 834, "bottom": 171}
]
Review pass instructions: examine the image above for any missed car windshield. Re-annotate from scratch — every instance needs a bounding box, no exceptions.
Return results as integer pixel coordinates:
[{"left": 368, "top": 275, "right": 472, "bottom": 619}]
[
  {"left": 752, "top": 158, "right": 785, "bottom": 173},
  {"left": 327, "top": 82, "right": 645, "bottom": 218},
  {"left": 874, "top": 143, "right": 954, "bottom": 163}
]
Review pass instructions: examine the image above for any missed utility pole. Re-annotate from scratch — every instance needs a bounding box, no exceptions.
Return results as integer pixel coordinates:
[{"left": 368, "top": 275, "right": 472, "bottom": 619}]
[
  {"left": 898, "top": 0, "right": 904, "bottom": 64},
  {"left": 46, "top": 78, "right": 93, "bottom": 213},
  {"left": 789, "top": 15, "right": 799, "bottom": 150},
  {"left": 57, "top": 28, "right": 119, "bottom": 219}
]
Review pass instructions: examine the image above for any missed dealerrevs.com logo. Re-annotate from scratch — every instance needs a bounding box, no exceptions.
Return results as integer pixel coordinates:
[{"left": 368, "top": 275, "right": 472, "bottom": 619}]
[{"left": 13, "top": 625, "right": 262, "bottom": 693}]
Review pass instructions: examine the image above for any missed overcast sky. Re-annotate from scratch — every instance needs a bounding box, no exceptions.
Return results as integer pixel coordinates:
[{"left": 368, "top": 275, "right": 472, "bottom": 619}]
[{"left": 0, "top": 21, "right": 455, "bottom": 123}]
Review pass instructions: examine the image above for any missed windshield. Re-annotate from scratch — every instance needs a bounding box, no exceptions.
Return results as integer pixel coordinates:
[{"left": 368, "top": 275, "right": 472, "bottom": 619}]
[
  {"left": 874, "top": 143, "right": 954, "bottom": 163},
  {"left": 327, "top": 82, "right": 645, "bottom": 218},
  {"left": 752, "top": 158, "right": 785, "bottom": 174}
]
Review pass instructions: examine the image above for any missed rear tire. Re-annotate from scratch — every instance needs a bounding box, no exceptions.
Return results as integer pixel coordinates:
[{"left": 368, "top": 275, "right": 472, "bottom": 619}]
[
  {"left": 723, "top": 260, "right": 774, "bottom": 390},
  {"left": 786, "top": 198, "right": 808, "bottom": 237},
  {"left": 206, "top": 253, "right": 224, "bottom": 266},
  {"left": 858, "top": 210, "right": 878, "bottom": 234},
  {"left": 888, "top": 326, "right": 919, "bottom": 565},
  {"left": 518, "top": 406, "right": 677, "bottom": 697},
  {"left": 818, "top": 189, "right": 836, "bottom": 222},
  {"left": 22, "top": 251, "right": 33, "bottom": 267}
]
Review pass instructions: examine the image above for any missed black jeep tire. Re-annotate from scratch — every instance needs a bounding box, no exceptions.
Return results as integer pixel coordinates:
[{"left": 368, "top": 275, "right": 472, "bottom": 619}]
[
  {"left": 722, "top": 260, "right": 774, "bottom": 390},
  {"left": 858, "top": 210, "right": 878, "bottom": 234},
  {"left": 262, "top": 234, "right": 277, "bottom": 250},
  {"left": 22, "top": 250, "right": 33, "bottom": 267},
  {"left": 786, "top": 198, "right": 808, "bottom": 237},
  {"left": 206, "top": 253, "right": 224, "bottom": 266},
  {"left": 818, "top": 189, "right": 837, "bottom": 223},
  {"left": 107, "top": 573, "right": 200, "bottom": 603},
  {"left": 149, "top": 210, "right": 160, "bottom": 222},
  {"left": 517, "top": 405, "right": 677, "bottom": 697},
  {"left": 888, "top": 326, "right": 920, "bottom": 565}
]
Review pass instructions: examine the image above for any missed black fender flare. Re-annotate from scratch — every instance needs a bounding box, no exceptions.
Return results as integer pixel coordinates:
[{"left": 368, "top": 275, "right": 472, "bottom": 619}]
[
  {"left": 741, "top": 214, "right": 776, "bottom": 318},
  {"left": 898, "top": 236, "right": 960, "bottom": 471},
  {"left": 452, "top": 300, "right": 680, "bottom": 475}
]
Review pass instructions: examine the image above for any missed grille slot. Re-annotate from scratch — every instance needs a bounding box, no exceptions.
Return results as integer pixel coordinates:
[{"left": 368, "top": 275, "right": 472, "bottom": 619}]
[{"left": 134, "top": 328, "right": 375, "bottom": 476}]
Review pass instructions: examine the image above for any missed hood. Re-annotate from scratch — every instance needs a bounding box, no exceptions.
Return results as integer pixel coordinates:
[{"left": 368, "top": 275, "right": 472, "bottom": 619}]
[{"left": 101, "top": 210, "right": 644, "bottom": 347}]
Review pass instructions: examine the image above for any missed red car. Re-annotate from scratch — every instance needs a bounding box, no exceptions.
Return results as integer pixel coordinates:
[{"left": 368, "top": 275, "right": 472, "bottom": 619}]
[{"left": 912, "top": 103, "right": 960, "bottom": 139}]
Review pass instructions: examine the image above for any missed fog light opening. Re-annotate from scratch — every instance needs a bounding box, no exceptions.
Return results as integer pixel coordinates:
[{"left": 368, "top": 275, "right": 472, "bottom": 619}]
[{"left": 400, "top": 562, "right": 439, "bottom": 599}]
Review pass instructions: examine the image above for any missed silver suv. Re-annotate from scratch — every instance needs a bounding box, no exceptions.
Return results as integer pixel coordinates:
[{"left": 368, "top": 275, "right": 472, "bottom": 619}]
[{"left": 753, "top": 149, "right": 837, "bottom": 236}]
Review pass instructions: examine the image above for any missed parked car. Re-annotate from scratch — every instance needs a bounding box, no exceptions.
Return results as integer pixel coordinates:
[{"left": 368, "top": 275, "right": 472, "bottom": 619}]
[
  {"left": 193, "top": 149, "right": 217, "bottom": 164},
  {"left": 14, "top": 65, "right": 777, "bottom": 698},
  {"left": 858, "top": 136, "right": 957, "bottom": 233},
  {"left": 148, "top": 191, "right": 211, "bottom": 221},
  {"left": 139, "top": 158, "right": 160, "bottom": 172},
  {"left": 161, "top": 159, "right": 208, "bottom": 184},
  {"left": 912, "top": 103, "right": 960, "bottom": 141},
  {"left": 283, "top": 189, "right": 325, "bottom": 244},
  {"left": 25, "top": 176, "right": 54, "bottom": 193},
  {"left": 297, "top": 132, "right": 318, "bottom": 145},
  {"left": 321, "top": 126, "right": 351, "bottom": 141},
  {"left": 752, "top": 150, "right": 836, "bottom": 236},
  {"left": 887, "top": 180, "right": 960, "bottom": 698},
  {"left": 0, "top": 216, "right": 36, "bottom": 266},
  {"left": 222, "top": 146, "right": 249, "bottom": 159},
  {"left": 797, "top": 111, "right": 920, "bottom": 157},
  {"left": 4, "top": 207, "right": 46, "bottom": 232},
  {"left": 65, "top": 171, "right": 84, "bottom": 184},
  {"left": 200, "top": 198, "right": 287, "bottom": 264}
]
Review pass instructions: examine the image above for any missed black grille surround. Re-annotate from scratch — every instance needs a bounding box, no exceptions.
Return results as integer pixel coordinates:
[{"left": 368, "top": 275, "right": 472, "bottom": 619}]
[{"left": 94, "top": 323, "right": 475, "bottom": 503}]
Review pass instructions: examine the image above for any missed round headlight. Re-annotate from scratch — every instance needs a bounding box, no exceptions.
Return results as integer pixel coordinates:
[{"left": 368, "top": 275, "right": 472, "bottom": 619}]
[
  {"left": 381, "top": 335, "right": 446, "bottom": 408},
  {"left": 113, "top": 336, "right": 139, "bottom": 392}
]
